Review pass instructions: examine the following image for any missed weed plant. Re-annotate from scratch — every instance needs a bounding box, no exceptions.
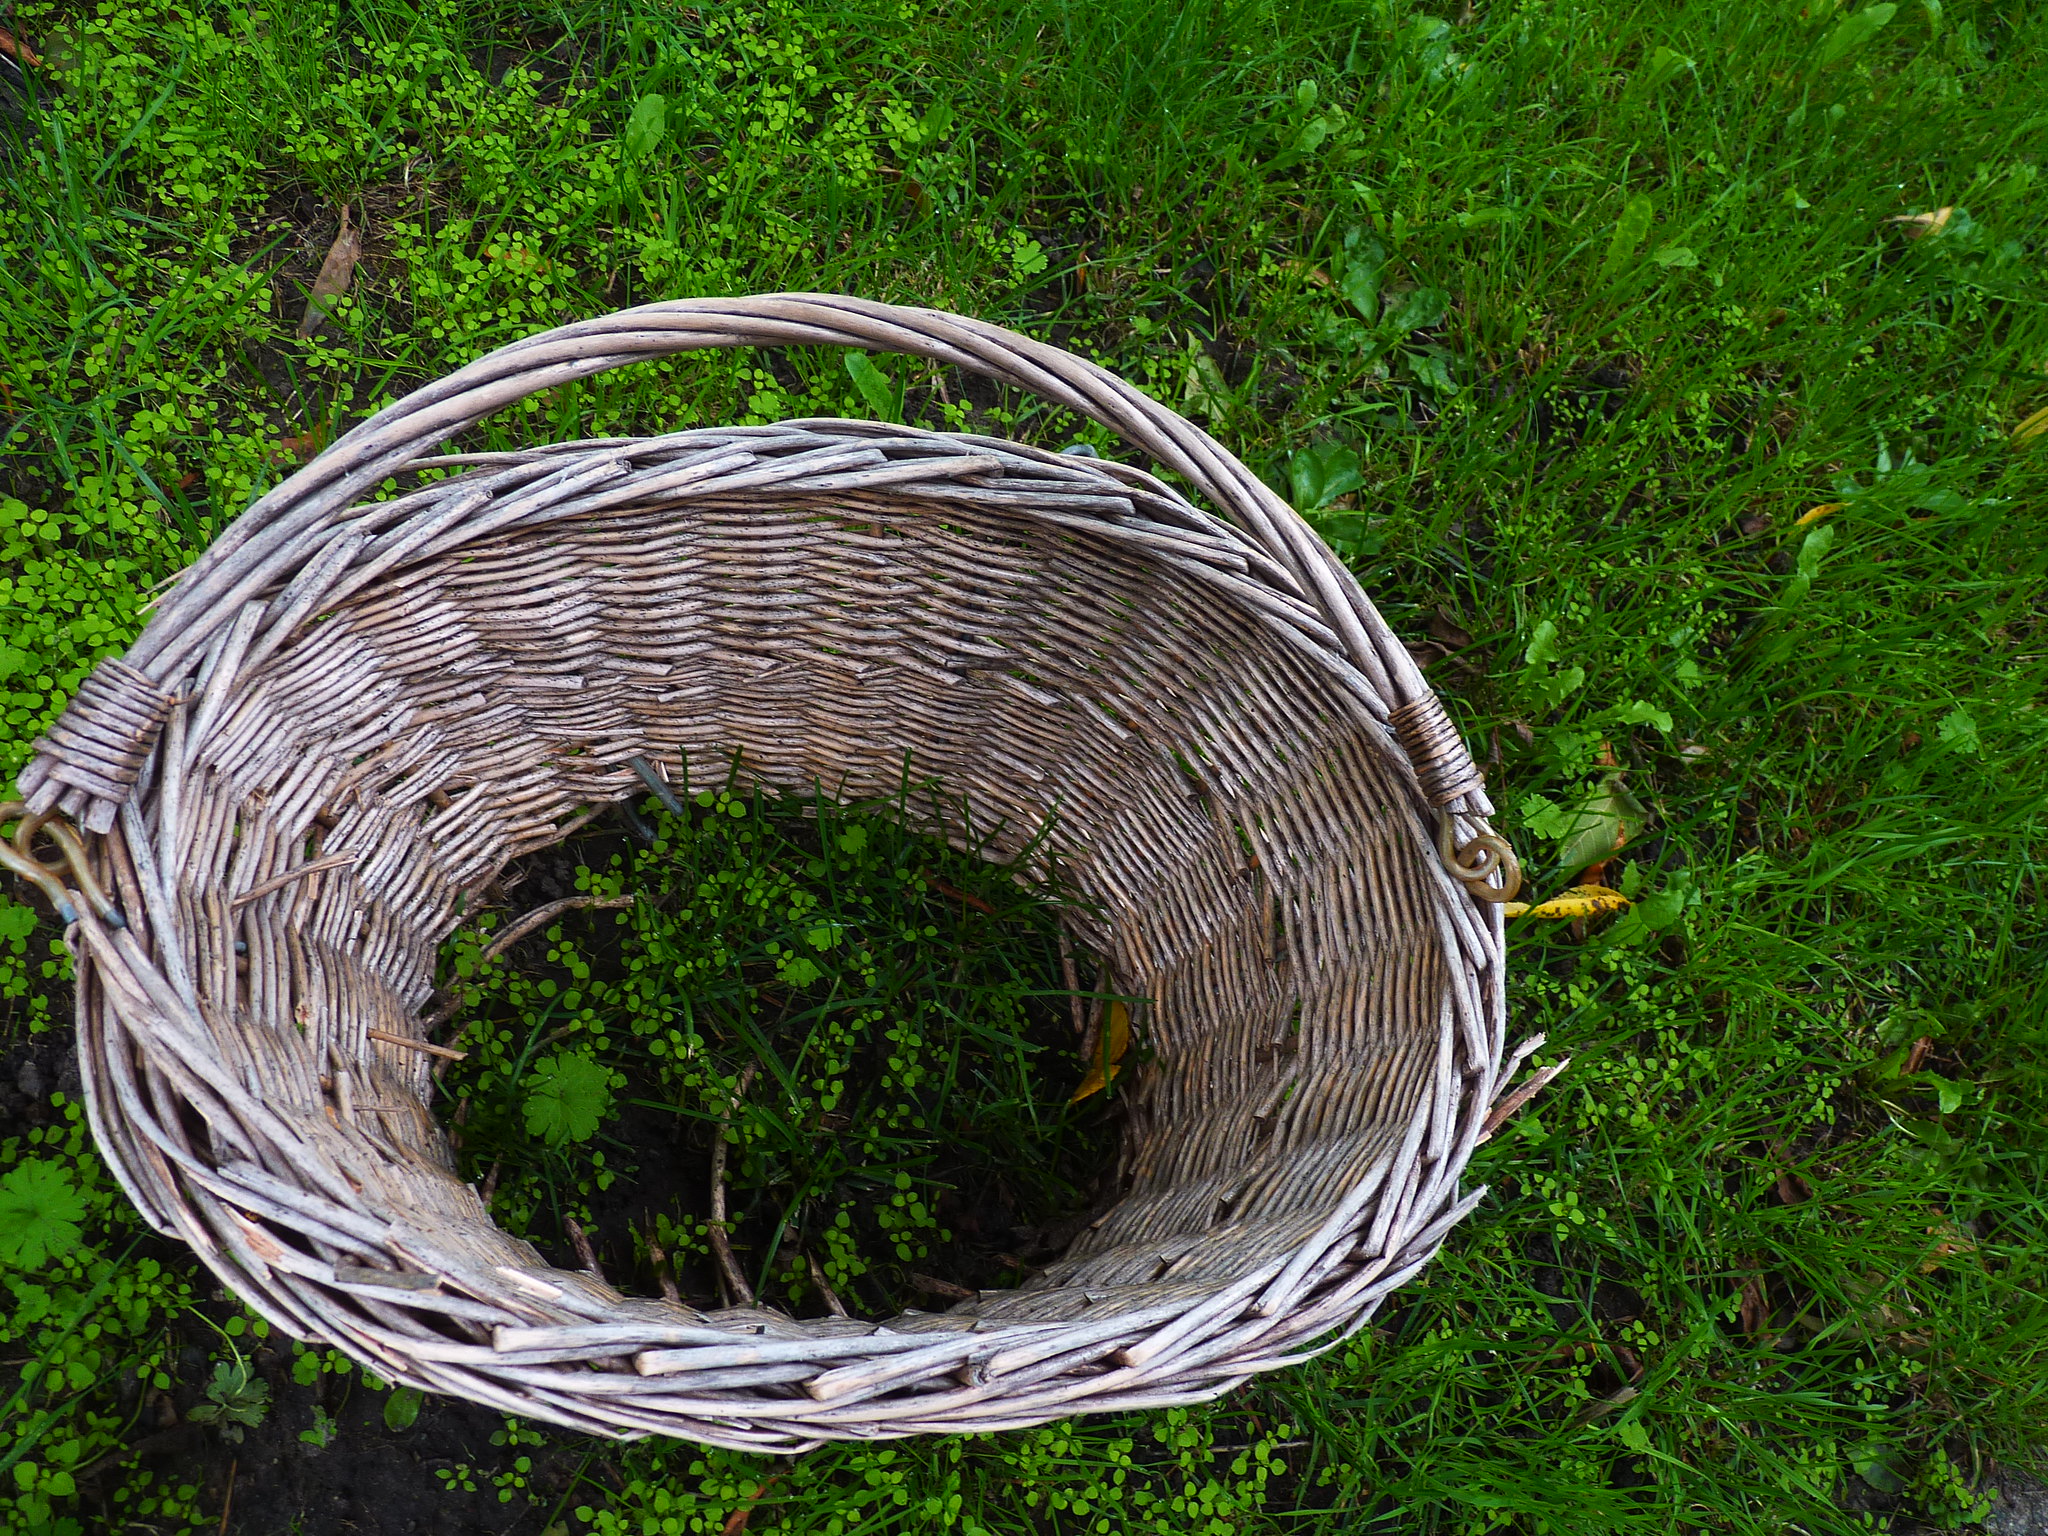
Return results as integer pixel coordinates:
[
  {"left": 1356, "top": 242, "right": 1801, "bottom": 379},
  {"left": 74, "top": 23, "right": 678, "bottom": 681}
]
[
  {"left": 438, "top": 777, "right": 1113, "bottom": 1316},
  {"left": 0, "top": 0, "right": 2044, "bottom": 1531}
]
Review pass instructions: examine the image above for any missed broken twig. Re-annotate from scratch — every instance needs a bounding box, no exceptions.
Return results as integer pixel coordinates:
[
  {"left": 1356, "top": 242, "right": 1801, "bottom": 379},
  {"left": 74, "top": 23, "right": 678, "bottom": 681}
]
[{"left": 709, "top": 1062, "right": 761, "bottom": 1308}]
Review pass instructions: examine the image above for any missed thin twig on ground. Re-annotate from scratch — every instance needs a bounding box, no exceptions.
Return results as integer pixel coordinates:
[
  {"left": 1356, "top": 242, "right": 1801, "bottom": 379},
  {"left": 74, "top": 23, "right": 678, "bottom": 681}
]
[
  {"left": 807, "top": 1253, "right": 850, "bottom": 1318},
  {"left": 709, "top": 1062, "right": 761, "bottom": 1308},
  {"left": 480, "top": 894, "right": 634, "bottom": 965}
]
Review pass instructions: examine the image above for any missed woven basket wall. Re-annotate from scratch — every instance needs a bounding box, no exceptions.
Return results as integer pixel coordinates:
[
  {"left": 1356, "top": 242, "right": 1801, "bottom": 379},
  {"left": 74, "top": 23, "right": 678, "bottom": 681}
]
[{"left": 20, "top": 295, "right": 1526, "bottom": 1451}]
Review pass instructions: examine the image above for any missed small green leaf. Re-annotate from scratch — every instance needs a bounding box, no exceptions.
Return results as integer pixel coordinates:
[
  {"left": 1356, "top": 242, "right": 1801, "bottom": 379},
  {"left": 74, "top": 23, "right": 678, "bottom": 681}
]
[
  {"left": 1008, "top": 235, "right": 1048, "bottom": 280},
  {"left": 1288, "top": 443, "right": 1366, "bottom": 511},
  {"left": 1387, "top": 287, "right": 1449, "bottom": 336},
  {"left": 1632, "top": 873, "right": 1695, "bottom": 929},
  {"left": 1820, "top": 3, "right": 1897, "bottom": 66},
  {"left": 843, "top": 352, "right": 900, "bottom": 422},
  {"left": 1406, "top": 348, "right": 1458, "bottom": 395},
  {"left": 1614, "top": 701, "right": 1673, "bottom": 733},
  {"left": 1852, "top": 1448, "right": 1908, "bottom": 1493},
  {"left": 1537, "top": 664, "right": 1586, "bottom": 709},
  {"left": 1796, "top": 522, "right": 1837, "bottom": 579},
  {"left": 623, "top": 94, "right": 667, "bottom": 161},
  {"left": 1936, "top": 706, "right": 1981, "bottom": 756},
  {"left": 1638, "top": 45, "right": 1695, "bottom": 93},
  {"left": 1651, "top": 243, "right": 1698, "bottom": 268},
  {"left": 1518, "top": 793, "right": 1576, "bottom": 841},
  {"left": 522, "top": 1052, "right": 615, "bottom": 1146},
  {"left": 1339, "top": 236, "right": 1387, "bottom": 319},
  {"left": 1181, "top": 342, "right": 1232, "bottom": 423},
  {"left": 190, "top": 1360, "right": 269, "bottom": 1441},
  {"left": 384, "top": 1385, "right": 424, "bottom": 1432},
  {"left": 776, "top": 954, "right": 825, "bottom": 988},
  {"left": 0, "top": 900, "right": 37, "bottom": 944},
  {"left": 1524, "top": 619, "right": 1561, "bottom": 666},
  {"left": 1600, "top": 194, "right": 1655, "bottom": 282},
  {"left": 0, "top": 1160, "right": 86, "bottom": 1268},
  {"left": 1556, "top": 775, "right": 1648, "bottom": 875},
  {"left": 1919, "top": 1072, "right": 1967, "bottom": 1115},
  {"left": 917, "top": 98, "right": 955, "bottom": 144}
]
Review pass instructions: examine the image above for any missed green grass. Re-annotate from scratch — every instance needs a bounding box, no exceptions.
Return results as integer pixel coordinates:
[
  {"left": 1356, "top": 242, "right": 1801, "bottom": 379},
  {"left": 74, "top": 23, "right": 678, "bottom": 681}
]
[{"left": 2, "top": 0, "right": 2047, "bottom": 1530}]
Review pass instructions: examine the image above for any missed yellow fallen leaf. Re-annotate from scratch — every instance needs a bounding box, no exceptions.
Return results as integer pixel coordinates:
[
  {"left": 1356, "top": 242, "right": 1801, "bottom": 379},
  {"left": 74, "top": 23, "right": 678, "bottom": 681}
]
[
  {"left": 1886, "top": 206, "right": 1953, "bottom": 239},
  {"left": 1794, "top": 501, "right": 1845, "bottom": 527},
  {"left": 2012, "top": 404, "right": 2048, "bottom": 449},
  {"left": 1071, "top": 999, "right": 1130, "bottom": 1102},
  {"left": 1509, "top": 885, "right": 1632, "bottom": 921}
]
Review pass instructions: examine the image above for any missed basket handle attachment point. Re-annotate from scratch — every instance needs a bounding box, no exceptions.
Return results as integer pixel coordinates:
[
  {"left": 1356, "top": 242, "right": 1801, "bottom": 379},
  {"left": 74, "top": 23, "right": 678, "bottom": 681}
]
[
  {"left": 1436, "top": 810, "right": 1521, "bottom": 905},
  {"left": 0, "top": 802, "right": 126, "bottom": 929},
  {"left": 1387, "top": 693, "right": 1521, "bottom": 904}
]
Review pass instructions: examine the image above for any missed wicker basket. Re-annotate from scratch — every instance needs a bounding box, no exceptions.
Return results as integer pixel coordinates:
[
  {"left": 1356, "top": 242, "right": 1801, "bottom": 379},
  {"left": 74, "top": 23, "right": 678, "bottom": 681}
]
[{"left": 18, "top": 295, "right": 1529, "bottom": 1451}]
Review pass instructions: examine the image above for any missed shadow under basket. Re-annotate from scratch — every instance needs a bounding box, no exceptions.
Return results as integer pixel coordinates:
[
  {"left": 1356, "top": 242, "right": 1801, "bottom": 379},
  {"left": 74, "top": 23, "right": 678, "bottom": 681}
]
[{"left": 21, "top": 295, "right": 1528, "bottom": 1451}]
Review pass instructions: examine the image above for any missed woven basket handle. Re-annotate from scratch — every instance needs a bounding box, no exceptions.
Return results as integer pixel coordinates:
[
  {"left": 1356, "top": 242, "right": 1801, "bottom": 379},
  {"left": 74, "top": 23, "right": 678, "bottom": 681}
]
[{"left": 20, "top": 295, "right": 1493, "bottom": 842}]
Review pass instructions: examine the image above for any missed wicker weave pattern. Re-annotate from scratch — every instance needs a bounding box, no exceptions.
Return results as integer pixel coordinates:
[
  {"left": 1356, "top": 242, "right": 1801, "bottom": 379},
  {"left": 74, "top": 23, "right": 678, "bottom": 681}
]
[{"left": 33, "top": 296, "right": 1518, "bottom": 1450}]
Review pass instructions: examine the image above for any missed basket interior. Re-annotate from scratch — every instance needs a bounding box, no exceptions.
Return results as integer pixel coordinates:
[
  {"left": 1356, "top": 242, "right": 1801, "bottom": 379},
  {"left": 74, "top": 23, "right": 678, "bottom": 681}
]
[{"left": 162, "top": 451, "right": 1448, "bottom": 1333}]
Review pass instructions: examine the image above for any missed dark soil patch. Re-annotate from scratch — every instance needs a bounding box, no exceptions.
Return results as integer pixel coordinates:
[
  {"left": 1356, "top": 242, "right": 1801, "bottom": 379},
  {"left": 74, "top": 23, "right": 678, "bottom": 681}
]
[
  {"left": 0, "top": 1030, "right": 589, "bottom": 1535},
  {"left": 441, "top": 802, "right": 1118, "bottom": 1318}
]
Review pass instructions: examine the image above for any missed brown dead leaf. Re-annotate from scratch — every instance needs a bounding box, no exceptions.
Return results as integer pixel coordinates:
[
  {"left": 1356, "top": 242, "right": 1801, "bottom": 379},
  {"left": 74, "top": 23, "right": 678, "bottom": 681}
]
[
  {"left": 0, "top": 26, "right": 43, "bottom": 67},
  {"left": 268, "top": 425, "right": 331, "bottom": 466},
  {"left": 1611, "top": 1341, "right": 1646, "bottom": 1383},
  {"left": 1567, "top": 1384, "right": 1638, "bottom": 1429},
  {"left": 297, "top": 207, "right": 362, "bottom": 338},
  {"left": 1921, "top": 1211, "right": 1979, "bottom": 1274},
  {"left": 1071, "top": 999, "right": 1131, "bottom": 1101},
  {"left": 907, "top": 1272, "right": 975, "bottom": 1300},
  {"left": 1428, "top": 608, "right": 1475, "bottom": 650},
  {"left": 1886, "top": 206, "right": 1953, "bottom": 240},
  {"left": 1769, "top": 1140, "right": 1811, "bottom": 1205},
  {"left": 1738, "top": 1275, "right": 1768, "bottom": 1337},
  {"left": 1903, "top": 1035, "right": 1935, "bottom": 1075},
  {"left": 1404, "top": 639, "right": 1447, "bottom": 668}
]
